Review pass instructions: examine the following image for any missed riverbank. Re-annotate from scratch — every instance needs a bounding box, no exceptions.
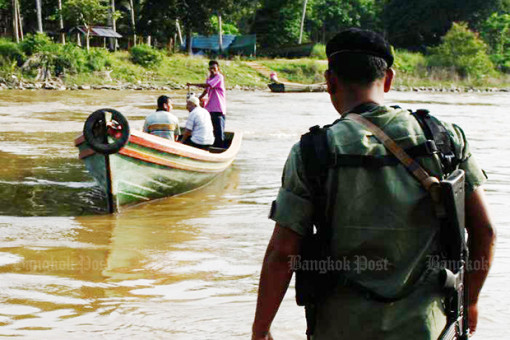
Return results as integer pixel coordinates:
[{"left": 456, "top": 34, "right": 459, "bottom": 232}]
[{"left": 1, "top": 52, "right": 509, "bottom": 92}]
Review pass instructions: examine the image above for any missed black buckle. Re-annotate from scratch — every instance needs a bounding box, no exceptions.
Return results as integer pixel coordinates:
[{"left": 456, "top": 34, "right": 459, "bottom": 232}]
[
  {"left": 309, "top": 125, "right": 322, "bottom": 134},
  {"left": 442, "top": 153, "right": 456, "bottom": 173},
  {"left": 424, "top": 140, "right": 438, "bottom": 154}
]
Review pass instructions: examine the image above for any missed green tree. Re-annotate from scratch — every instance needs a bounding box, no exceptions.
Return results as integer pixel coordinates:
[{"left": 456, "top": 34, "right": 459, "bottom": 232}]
[
  {"left": 383, "top": 0, "right": 504, "bottom": 50},
  {"left": 210, "top": 15, "right": 239, "bottom": 35},
  {"left": 428, "top": 22, "right": 495, "bottom": 78},
  {"left": 138, "top": 0, "right": 247, "bottom": 54},
  {"left": 252, "top": 0, "right": 303, "bottom": 49},
  {"left": 480, "top": 12, "right": 510, "bottom": 71},
  {"left": 309, "top": 0, "right": 382, "bottom": 43},
  {"left": 62, "top": 0, "right": 118, "bottom": 51}
]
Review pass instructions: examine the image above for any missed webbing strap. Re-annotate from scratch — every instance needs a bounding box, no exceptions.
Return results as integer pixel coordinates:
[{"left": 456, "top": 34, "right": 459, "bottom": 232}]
[
  {"left": 345, "top": 113, "right": 440, "bottom": 191},
  {"left": 333, "top": 141, "right": 438, "bottom": 167}
]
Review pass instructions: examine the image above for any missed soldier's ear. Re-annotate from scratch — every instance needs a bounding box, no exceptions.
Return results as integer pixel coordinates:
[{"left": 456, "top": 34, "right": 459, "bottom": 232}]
[
  {"left": 325, "top": 69, "right": 338, "bottom": 94},
  {"left": 384, "top": 68, "right": 395, "bottom": 93}
]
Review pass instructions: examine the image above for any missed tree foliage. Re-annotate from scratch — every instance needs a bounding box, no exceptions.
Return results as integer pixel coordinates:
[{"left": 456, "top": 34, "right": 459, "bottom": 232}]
[
  {"left": 383, "top": 0, "right": 504, "bottom": 50},
  {"left": 480, "top": 12, "right": 510, "bottom": 71},
  {"left": 252, "top": 0, "right": 303, "bottom": 49},
  {"left": 61, "top": 0, "right": 111, "bottom": 28},
  {"left": 427, "top": 22, "right": 495, "bottom": 78},
  {"left": 308, "top": 0, "right": 382, "bottom": 43}
]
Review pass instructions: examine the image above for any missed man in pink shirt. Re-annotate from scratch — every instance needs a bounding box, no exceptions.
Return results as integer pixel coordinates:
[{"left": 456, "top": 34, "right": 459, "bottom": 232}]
[{"left": 187, "top": 60, "right": 226, "bottom": 147}]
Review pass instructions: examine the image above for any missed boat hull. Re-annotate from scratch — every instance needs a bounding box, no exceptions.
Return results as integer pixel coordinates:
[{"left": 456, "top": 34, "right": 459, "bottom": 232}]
[
  {"left": 268, "top": 81, "right": 326, "bottom": 93},
  {"left": 75, "top": 130, "right": 242, "bottom": 212}
]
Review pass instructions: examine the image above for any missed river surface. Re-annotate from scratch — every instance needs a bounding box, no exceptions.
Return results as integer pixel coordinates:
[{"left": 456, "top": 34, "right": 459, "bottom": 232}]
[{"left": 0, "top": 89, "right": 508, "bottom": 339}]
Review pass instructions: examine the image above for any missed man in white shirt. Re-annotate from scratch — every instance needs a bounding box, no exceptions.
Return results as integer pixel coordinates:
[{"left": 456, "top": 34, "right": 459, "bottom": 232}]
[
  {"left": 179, "top": 96, "right": 214, "bottom": 150},
  {"left": 143, "top": 95, "right": 180, "bottom": 141}
]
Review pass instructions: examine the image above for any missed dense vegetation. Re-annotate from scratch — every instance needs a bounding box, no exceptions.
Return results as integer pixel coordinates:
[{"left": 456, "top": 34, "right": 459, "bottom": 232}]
[{"left": 0, "top": 0, "right": 509, "bottom": 87}]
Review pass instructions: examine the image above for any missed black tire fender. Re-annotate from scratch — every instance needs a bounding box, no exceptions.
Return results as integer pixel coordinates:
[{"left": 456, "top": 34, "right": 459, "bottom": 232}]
[{"left": 83, "top": 108, "right": 130, "bottom": 155}]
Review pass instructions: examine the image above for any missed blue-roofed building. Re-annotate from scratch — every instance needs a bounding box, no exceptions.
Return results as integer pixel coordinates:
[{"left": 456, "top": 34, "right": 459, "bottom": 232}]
[{"left": 183, "top": 35, "right": 256, "bottom": 56}]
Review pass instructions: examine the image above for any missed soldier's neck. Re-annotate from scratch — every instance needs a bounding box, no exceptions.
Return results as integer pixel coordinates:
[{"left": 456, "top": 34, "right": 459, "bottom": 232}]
[{"left": 335, "top": 82, "right": 385, "bottom": 116}]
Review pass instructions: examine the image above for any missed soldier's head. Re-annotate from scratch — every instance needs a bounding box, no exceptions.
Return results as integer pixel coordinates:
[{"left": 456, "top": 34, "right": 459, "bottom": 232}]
[
  {"left": 157, "top": 95, "right": 172, "bottom": 112},
  {"left": 325, "top": 28, "right": 395, "bottom": 111}
]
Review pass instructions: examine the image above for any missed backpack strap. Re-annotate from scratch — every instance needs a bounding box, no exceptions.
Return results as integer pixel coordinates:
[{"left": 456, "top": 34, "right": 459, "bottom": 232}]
[
  {"left": 411, "top": 109, "right": 459, "bottom": 176},
  {"left": 300, "top": 125, "right": 333, "bottom": 234}
]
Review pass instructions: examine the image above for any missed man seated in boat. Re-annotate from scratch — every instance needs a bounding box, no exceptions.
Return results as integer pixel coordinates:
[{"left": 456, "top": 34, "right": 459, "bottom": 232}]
[
  {"left": 143, "top": 95, "right": 180, "bottom": 141},
  {"left": 179, "top": 95, "right": 214, "bottom": 150}
]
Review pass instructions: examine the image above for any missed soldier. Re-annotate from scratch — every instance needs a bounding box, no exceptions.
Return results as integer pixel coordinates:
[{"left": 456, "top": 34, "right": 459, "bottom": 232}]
[{"left": 252, "top": 28, "right": 495, "bottom": 340}]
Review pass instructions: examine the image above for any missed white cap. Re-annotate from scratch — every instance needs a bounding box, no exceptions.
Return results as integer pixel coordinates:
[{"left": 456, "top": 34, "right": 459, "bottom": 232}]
[{"left": 187, "top": 95, "right": 200, "bottom": 107}]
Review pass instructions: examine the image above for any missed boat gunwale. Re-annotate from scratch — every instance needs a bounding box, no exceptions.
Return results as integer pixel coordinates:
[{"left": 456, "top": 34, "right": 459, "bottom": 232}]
[{"left": 75, "top": 129, "right": 243, "bottom": 163}]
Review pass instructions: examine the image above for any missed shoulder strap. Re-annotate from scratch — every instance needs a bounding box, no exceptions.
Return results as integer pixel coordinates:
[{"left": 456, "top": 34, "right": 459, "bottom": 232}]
[
  {"left": 345, "top": 113, "right": 440, "bottom": 192},
  {"left": 411, "top": 109, "right": 459, "bottom": 176}
]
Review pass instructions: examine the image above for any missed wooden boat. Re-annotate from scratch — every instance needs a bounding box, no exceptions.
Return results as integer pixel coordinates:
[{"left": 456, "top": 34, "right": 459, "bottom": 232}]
[
  {"left": 268, "top": 81, "right": 327, "bottom": 93},
  {"left": 75, "top": 109, "right": 242, "bottom": 213}
]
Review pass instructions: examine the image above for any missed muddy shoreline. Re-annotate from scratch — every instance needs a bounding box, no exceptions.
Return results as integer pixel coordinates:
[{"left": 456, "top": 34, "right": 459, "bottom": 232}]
[{"left": 1, "top": 76, "right": 509, "bottom": 93}]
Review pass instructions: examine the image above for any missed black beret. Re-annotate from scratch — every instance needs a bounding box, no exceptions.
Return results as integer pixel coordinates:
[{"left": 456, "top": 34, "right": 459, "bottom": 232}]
[{"left": 326, "top": 28, "right": 394, "bottom": 68}]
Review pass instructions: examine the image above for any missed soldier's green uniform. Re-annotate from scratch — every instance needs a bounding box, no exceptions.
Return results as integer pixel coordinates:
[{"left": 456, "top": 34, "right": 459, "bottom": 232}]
[{"left": 270, "top": 105, "right": 487, "bottom": 339}]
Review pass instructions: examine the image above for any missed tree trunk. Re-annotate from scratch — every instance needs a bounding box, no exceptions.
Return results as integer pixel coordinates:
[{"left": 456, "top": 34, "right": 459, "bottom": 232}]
[
  {"left": 35, "top": 0, "right": 43, "bottom": 33},
  {"left": 129, "top": 0, "right": 136, "bottom": 46},
  {"left": 77, "top": 32, "right": 81, "bottom": 47},
  {"left": 86, "top": 30, "right": 90, "bottom": 51},
  {"left": 176, "top": 19, "right": 183, "bottom": 46},
  {"left": 218, "top": 14, "right": 223, "bottom": 53},
  {"left": 58, "top": 0, "right": 65, "bottom": 44},
  {"left": 298, "top": 0, "right": 308, "bottom": 44},
  {"left": 16, "top": 0, "right": 23, "bottom": 40},
  {"left": 108, "top": 0, "right": 117, "bottom": 50},
  {"left": 186, "top": 28, "right": 192, "bottom": 55},
  {"left": 12, "top": 0, "right": 19, "bottom": 43}
]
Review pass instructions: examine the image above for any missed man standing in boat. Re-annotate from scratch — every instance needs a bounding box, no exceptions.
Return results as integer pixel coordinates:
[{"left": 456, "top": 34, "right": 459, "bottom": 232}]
[
  {"left": 252, "top": 28, "right": 495, "bottom": 339},
  {"left": 187, "top": 60, "right": 227, "bottom": 147},
  {"left": 143, "top": 95, "right": 180, "bottom": 141},
  {"left": 179, "top": 95, "right": 214, "bottom": 150}
]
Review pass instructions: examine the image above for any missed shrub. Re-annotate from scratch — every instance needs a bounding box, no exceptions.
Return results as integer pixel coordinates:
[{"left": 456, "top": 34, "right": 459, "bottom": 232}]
[
  {"left": 427, "top": 22, "right": 495, "bottom": 78},
  {"left": 130, "top": 44, "right": 163, "bottom": 67},
  {"left": 0, "top": 38, "right": 25, "bottom": 66},
  {"left": 394, "top": 49, "right": 426, "bottom": 75},
  {"left": 54, "top": 44, "right": 87, "bottom": 74},
  {"left": 20, "top": 33, "right": 53, "bottom": 56},
  {"left": 310, "top": 44, "right": 326, "bottom": 59},
  {"left": 86, "top": 48, "right": 112, "bottom": 71}
]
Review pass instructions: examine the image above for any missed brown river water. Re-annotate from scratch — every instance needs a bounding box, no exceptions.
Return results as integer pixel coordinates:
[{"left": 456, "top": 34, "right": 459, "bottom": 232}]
[{"left": 0, "top": 89, "right": 508, "bottom": 339}]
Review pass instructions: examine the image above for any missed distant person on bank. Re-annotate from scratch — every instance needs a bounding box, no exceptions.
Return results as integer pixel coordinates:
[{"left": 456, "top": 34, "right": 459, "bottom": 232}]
[
  {"left": 179, "top": 95, "right": 214, "bottom": 150},
  {"left": 186, "top": 60, "right": 226, "bottom": 147},
  {"left": 143, "top": 95, "right": 180, "bottom": 141}
]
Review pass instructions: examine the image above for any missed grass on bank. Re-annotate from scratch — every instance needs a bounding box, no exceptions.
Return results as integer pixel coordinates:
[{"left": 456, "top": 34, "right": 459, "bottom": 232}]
[
  {"left": 1, "top": 33, "right": 509, "bottom": 89},
  {"left": 64, "top": 52, "right": 270, "bottom": 87}
]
